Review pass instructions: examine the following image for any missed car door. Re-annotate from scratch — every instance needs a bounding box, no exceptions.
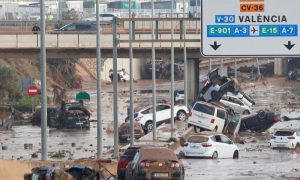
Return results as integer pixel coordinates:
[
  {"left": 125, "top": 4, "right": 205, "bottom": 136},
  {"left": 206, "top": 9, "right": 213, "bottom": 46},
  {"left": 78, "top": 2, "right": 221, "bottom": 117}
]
[
  {"left": 156, "top": 105, "right": 171, "bottom": 122},
  {"left": 213, "top": 135, "right": 226, "bottom": 158},
  {"left": 63, "top": 24, "right": 76, "bottom": 32},
  {"left": 220, "top": 135, "right": 235, "bottom": 158},
  {"left": 140, "top": 107, "right": 153, "bottom": 125}
]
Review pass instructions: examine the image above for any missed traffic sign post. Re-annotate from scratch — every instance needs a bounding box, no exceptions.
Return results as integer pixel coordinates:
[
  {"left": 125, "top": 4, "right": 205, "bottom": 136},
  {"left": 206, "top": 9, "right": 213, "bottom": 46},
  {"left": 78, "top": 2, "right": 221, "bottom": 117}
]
[
  {"left": 27, "top": 85, "right": 39, "bottom": 97},
  {"left": 28, "top": 85, "right": 39, "bottom": 113},
  {"left": 201, "top": 0, "right": 299, "bottom": 57}
]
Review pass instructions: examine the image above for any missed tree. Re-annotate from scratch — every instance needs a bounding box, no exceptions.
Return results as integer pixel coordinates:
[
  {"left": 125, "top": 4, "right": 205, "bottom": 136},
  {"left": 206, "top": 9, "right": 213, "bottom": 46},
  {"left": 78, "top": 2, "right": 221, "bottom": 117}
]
[
  {"left": 62, "top": 8, "right": 79, "bottom": 20},
  {"left": 0, "top": 67, "right": 21, "bottom": 102}
]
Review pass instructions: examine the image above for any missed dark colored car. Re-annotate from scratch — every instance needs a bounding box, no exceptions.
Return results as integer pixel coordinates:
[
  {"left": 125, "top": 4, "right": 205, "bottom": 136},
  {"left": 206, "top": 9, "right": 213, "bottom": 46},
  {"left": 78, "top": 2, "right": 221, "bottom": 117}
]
[
  {"left": 125, "top": 146, "right": 184, "bottom": 180},
  {"left": 239, "top": 111, "right": 280, "bottom": 132},
  {"left": 224, "top": 111, "right": 280, "bottom": 134},
  {"left": 48, "top": 22, "right": 97, "bottom": 34},
  {"left": 25, "top": 166, "right": 74, "bottom": 180},
  {"left": 117, "top": 146, "right": 141, "bottom": 180},
  {"left": 66, "top": 166, "right": 99, "bottom": 180},
  {"left": 119, "top": 122, "right": 145, "bottom": 143}
]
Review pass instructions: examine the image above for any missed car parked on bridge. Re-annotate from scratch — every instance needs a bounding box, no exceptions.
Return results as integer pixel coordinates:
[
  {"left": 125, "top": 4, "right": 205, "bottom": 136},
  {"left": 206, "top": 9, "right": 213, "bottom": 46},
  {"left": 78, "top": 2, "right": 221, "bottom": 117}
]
[
  {"left": 48, "top": 22, "right": 97, "bottom": 34},
  {"left": 125, "top": 146, "right": 184, "bottom": 180},
  {"left": 125, "top": 104, "right": 189, "bottom": 133},
  {"left": 82, "top": 13, "right": 119, "bottom": 24},
  {"left": 181, "top": 132, "right": 239, "bottom": 159}
]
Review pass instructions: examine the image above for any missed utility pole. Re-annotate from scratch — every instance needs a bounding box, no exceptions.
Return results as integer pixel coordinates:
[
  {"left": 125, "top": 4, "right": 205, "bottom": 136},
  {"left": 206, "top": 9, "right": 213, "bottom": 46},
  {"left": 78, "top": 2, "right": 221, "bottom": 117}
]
[
  {"left": 112, "top": 17, "right": 119, "bottom": 158},
  {"left": 151, "top": 0, "right": 157, "bottom": 140},
  {"left": 129, "top": 0, "right": 135, "bottom": 145},
  {"left": 170, "top": 0, "right": 175, "bottom": 137},
  {"left": 40, "top": 0, "right": 47, "bottom": 161},
  {"left": 96, "top": 0, "right": 102, "bottom": 158}
]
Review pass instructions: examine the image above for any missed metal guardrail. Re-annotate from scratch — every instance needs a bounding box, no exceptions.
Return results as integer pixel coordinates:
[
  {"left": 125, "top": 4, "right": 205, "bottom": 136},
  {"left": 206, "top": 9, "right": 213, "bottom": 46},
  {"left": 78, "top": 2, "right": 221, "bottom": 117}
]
[
  {"left": 0, "top": 18, "right": 201, "bottom": 48},
  {"left": 0, "top": 33, "right": 200, "bottom": 48},
  {"left": 0, "top": 18, "right": 201, "bottom": 33}
]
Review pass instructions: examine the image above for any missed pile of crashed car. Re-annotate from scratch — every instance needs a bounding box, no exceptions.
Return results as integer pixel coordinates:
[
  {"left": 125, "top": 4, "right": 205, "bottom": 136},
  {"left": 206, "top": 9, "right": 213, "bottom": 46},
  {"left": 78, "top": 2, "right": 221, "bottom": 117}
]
[
  {"left": 120, "top": 68, "right": 281, "bottom": 142},
  {"left": 113, "top": 68, "right": 300, "bottom": 180}
]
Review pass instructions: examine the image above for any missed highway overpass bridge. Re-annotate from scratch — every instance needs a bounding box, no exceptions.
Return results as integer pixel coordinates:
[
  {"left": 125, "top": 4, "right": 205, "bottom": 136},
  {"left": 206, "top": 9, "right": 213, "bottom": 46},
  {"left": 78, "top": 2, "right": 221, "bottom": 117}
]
[{"left": 0, "top": 32, "right": 288, "bottom": 101}]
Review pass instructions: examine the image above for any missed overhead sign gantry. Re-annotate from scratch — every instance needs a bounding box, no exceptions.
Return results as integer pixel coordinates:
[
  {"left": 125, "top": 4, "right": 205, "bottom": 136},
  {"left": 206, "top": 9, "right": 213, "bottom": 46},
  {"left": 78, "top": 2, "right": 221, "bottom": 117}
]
[{"left": 201, "top": 0, "right": 299, "bottom": 57}]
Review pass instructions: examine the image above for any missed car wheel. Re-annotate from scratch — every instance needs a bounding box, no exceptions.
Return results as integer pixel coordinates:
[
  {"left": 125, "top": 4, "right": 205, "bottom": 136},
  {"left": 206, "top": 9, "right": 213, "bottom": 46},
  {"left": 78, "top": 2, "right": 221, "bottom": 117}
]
[
  {"left": 258, "top": 110, "right": 267, "bottom": 119},
  {"left": 243, "top": 110, "right": 250, "bottom": 115},
  {"left": 212, "top": 151, "right": 218, "bottom": 159},
  {"left": 145, "top": 121, "right": 153, "bottom": 133},
  {"left": 177, "top": 111, "right": 187, "bottom": 121},
  {"left": 233, "top": 150, "right": 239, "bottom": 159},
  {"left": 178, "top": 151, "right": 185, "bottom": 158}
]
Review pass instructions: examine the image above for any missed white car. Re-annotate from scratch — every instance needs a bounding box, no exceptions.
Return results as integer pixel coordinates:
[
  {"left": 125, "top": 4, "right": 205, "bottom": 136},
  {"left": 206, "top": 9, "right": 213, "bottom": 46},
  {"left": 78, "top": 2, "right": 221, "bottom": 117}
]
[
  {"left": 270, "top": 129, "right": 300, "bottom": 149},
  {"left": 226, "top": 92, "right": 254, "bottom": 107},
  {"left": 220, "top": 94, "right": 251, "bottom": 114},
  {"left": 181, "top": 133, "right": 239, "bottom": 159},
  {"left": 82, "top": 13, "right": 119, "bottom": 24},
  {"left": 126, "top": 104, "right": 189, "bottom": 133},
  {"left": 187, "top": 101, "right": 228, "bottom": 132}
]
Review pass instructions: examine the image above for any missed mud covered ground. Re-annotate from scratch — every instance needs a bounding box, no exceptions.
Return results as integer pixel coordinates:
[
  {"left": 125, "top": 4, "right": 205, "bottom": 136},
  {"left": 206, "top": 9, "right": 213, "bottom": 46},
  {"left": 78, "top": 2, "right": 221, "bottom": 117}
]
[{"left": 1, "top": 63, "right": 300, "bottom": 179}]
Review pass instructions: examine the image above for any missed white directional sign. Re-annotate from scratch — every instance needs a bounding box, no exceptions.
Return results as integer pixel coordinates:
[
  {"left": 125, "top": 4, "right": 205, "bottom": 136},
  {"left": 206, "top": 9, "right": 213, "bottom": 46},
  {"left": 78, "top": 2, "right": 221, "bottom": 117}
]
[{"left": 201, "top": 0, "right": 299, "bottom": 57}]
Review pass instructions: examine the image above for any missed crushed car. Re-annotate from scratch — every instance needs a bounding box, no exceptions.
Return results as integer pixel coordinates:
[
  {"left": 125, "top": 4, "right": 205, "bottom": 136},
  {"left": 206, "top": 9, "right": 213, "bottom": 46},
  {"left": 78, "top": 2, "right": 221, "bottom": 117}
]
[
  {"left": 118, "top": 122, "right": 145, "bottom": 143},
  {"left": 24, "top": 165, "right": 99, "bottom": 180},
  {"left": 32, "top": 102, "right": 91, "bottom": 129},
  {"left": 288, "top": 69, "right": 300, "bottom": 81},
  {"left": 198, "top": 68, "right": 247, "bottom": 102},
  {"left": 187, "top": 101, "right": 280, "bottom": 134},
  {"left": 223, "top": 110, "right": 280, "bottom": 134}
]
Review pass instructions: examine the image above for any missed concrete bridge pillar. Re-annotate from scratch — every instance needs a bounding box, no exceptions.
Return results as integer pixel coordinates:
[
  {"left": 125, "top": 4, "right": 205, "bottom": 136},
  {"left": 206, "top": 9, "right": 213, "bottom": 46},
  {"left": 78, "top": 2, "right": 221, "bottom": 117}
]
[
  {"left": 274, "top": 58, "right": 288, "bottom": 76},
  {"left": 187, "top": 59, "right": 200, "bottom": 103}
]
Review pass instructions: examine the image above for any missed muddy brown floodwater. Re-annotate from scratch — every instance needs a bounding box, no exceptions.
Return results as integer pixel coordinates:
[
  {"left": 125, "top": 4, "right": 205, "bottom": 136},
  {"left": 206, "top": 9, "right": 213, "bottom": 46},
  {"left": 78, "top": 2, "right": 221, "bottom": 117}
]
[
  {"left": 182, "top": 77, "right": 300, "bottom": 179},
  {"left": 1, "top": 72, "right": 300, "bottom": 179}
]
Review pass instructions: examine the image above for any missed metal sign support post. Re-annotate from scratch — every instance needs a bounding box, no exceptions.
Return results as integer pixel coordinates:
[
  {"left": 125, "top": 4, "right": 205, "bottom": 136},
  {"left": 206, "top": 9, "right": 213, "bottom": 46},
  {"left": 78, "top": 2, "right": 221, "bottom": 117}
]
[
  {"left": 209, "top": 58, "right": 212, "bottom": 71},
  {"left": 151, "top": 0, "right": 157, "bottom": 140},
  {"left": 112, "top": 17, "right": 119, "bottom": 158},
  {"left": 40, "top": 0, "right": 47, "bottom": 161},
  {"left": 129, "top": 0, "right": 135, "bottom": 145},
  {"left": 234, "top": 58, "right": 237, "bottom": 79},
  {"left": 256, "top": 58, "right": 261, "bottom": 77},
  {"left": 183, "top": 0, "right": 188, "bottom": 107},
  {"left": 221, "top": 58, "right": 224, "bottom": 75},
  {"left": 170, "top": 0, "right": 175, "bottom": 138},
  {"left": 31, "top": 97, "right": 35, "bottom": 114},
  {"left": 96, "top": 0, "right": 103, "bottom": 158}
]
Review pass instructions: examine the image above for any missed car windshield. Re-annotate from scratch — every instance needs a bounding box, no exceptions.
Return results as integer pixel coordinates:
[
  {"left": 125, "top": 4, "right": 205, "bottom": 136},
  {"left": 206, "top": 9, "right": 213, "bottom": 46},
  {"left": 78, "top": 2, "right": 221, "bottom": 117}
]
[
  {"left": 193, "top": 103, "right": 215, "bottom": 115},
  {"left": 275, "top": 131, "right": 294, "bottom": 136},
  {"left": 188, "top": 136, "right": 209, "bottom": 143},
  {"left": 123, "top": 148, "right": 139, "bottom": 160}
]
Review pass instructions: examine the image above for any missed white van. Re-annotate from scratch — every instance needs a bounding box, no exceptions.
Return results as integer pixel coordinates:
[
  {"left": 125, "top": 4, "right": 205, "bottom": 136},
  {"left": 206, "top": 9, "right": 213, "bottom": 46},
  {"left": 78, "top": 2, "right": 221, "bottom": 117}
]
[{"left": 187, "top": 101, "right": 228, "bottom": 132}]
